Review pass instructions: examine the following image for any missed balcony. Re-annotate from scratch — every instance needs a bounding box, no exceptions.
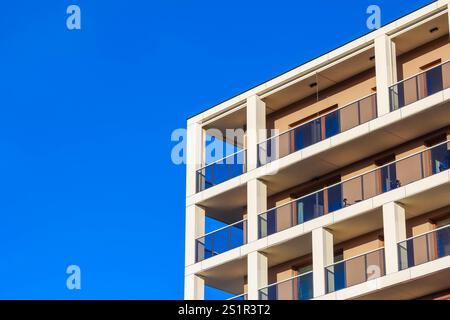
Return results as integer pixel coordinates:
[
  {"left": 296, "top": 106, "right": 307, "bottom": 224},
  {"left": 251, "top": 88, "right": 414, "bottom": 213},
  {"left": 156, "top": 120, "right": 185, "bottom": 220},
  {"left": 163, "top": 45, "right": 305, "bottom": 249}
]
[
  {"left": 194, "top": 63, "right": 449, "bottom": 197},
  {"left": 258, "top": 93, "right": 377, "bottom": 166},
  {"left": 196, "top": 219, "right": 247, "bottom": 262},
  {"left": 398, "top": 224, "right": 450, "bottom": 270},
  {"left": 390, "top": 60, "right": 450, "bottom": 111},
  {"left": 259, "top": 271, "right": 314, "bottom": 300},
  {"left": 196, "top": 149, "right": 246, "bottom": 192},
  {"left": 259, "top": 140, "right": 450, "bottom": 238},
  {"left": 325, "top": 248, "right": 385, "bottom": 294}
]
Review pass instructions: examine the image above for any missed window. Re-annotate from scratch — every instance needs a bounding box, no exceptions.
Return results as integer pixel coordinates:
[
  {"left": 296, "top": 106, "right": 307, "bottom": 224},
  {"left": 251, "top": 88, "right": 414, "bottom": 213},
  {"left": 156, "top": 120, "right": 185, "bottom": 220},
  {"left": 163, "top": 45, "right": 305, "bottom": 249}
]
[
  {"left": 325, "top": 175, "right": 344, "bottom": 213},
  {"left": 297, "top": 264, "right": 312, "bottom": 275},
  {"left": 426, "top": 134, "right": 449, "bottom": 174},
  {"left": 295, "top": 264, "right": 314, "bottom": 300},
  {"left": 421, "top": 59, "right": 443, "bottom": 97},
  {"left": 433, "top": 215, "right": 450, "bottom": 259},
  {"left": 289, "top": 104, "right": 338, "bottom": 128},
  {"left": 289, "top": 105, "right": 339, "bottom": 151},
  {"left": 376, "top": 154, "right": 399, "bottom": 192},
  {"left": 334, "top": 249, "right": 344, "bottom": 263}
]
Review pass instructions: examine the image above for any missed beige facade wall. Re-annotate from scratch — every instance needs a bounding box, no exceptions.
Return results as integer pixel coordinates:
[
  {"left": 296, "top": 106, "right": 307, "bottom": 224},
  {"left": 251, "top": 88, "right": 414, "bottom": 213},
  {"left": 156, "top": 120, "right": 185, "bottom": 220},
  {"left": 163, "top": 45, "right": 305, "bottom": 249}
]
[
  {"left": 339, "top": 231, "right": 384, "bottom": 260},
  {"left": 268, "top": 254, "right": 312, "bottom": 284},
  {"left": 267, "top": 178, "right": 326, "bottom": 215},
  {"left": 340, "top": 162, "right": 377, "bottom": 181},
  {"left": 406, "top": 206, "right": 450, "bottom": 237},
  {"left": 267, "top": 69, "right": 376, "bottom": 132},
  {"left": 397, "top": 36, "right": 450, "bottom": 80}
]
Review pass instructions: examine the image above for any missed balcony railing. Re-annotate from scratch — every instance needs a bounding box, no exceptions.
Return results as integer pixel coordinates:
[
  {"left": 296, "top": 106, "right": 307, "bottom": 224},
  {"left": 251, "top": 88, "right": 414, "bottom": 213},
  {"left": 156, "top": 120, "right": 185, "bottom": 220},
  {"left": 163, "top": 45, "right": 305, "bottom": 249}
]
[
  {"left": 258, "top": 93, "right": 377, "bottom": 166},
  {"left": 227, "top": 293, "right": 248, "bottom": 301},
  {"left": 389, "top": 60, "right": 450, "bottom": 111},
  {"left": 195, "top": 219, "right": 247, "bottom": 262},
  {"left": 398, "top": 224, "right": 450, "bottom": 270},
  {"left": 259, "top": 271, "right": 314, "bottom": 300},
  {"left": 259, "top": 140, "right": 450, "bottom": 238},
  {"left": 325, "top": 248, "right": 385, "bottom": 294},
  {"left": 196, "top": 149, "right": 247, "bottom": 192}
]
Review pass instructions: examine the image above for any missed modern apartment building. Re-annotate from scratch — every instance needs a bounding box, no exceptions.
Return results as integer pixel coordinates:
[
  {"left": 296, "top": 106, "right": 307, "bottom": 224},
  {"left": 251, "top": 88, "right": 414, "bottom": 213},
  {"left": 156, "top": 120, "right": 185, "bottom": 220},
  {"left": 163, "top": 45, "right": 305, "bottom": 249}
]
[{"left": 185, "top": 1, "right": 450, "bottom": 300}]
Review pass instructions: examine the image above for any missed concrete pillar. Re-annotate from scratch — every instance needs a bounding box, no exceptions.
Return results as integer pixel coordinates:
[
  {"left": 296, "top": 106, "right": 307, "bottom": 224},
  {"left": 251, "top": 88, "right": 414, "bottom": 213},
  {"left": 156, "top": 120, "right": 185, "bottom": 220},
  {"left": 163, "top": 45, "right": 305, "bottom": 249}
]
[
  {"left": 312, "top": 227, "right": 334, "bottom": 297},
  {"left": 185, "top": 205, "right": 205, "bottom": 266},
  {"left": 247, "top": 179, "right": 267, "bottom": 243},
  {"left": 247, "top": 251, "right": 268, "bottom": 300},
  {"left": 184, "top": 274, "right": 205, "bottom": 300},
  {"left": 382, "top": 202, "right": 406, "bottom": 274},
  {"left": 246, "top": 95, "right": 266, "bottom": 171},
  {"left": 186, "top": 121, "right": 204, "bottom": 196},
  {"left": 375, "top": 34, "right": 397, "bottom": 115}
]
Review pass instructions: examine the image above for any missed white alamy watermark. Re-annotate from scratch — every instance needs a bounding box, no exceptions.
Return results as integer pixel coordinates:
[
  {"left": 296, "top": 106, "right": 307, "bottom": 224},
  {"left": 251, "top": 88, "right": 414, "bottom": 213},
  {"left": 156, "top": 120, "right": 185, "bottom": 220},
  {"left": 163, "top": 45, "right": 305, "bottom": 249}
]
[
  {"left": 170, "top": 128, "right": 281, "bottom": 170},
  {"left": 66, "top": 5, "right": 81, "bottom": 30},
  {"left": 66, "top": 265, "right": 81, "bottom": 290},
  {"left": 365, "top": 264, "right": 382, "bottom": 290},
  {"left": 367, "top": 5, "right": 381, "bottom": 30}
]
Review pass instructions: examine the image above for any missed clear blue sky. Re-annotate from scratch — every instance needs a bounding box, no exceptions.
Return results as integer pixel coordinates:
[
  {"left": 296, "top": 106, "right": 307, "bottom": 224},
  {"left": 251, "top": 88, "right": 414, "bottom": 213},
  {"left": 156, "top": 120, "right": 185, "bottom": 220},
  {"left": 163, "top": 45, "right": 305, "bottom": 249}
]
[{"left": 0, "top": 0, "right": 434, "bottom": 299}]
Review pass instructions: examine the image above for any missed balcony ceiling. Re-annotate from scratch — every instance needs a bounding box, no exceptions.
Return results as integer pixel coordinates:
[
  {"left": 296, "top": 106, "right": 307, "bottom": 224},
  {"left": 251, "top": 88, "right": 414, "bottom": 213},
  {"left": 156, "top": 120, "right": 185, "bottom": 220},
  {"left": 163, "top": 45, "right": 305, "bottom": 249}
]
[
  {"left": 200, "top": 256, "right": 246, "bottom": 295},
  {"left": 401, "top": 182, "right": 450, "bottom": 218},
  {"left": 263, "top": 48, "right": 376, "bottom": 112},
  {"left": 202, "top": 184, "right": 247, "bottom": 224},
  {"left": 331, "top": 208, "right": 383, "bottom": 245},
  {"left": 263, "top": 232, "right": 312, "bottom": 267},
  {"left": 394, "top": 13, "right": 449, "bottom": 54},
  {"left": 204, "top": 107, "right": 246, "bottom": 147}
]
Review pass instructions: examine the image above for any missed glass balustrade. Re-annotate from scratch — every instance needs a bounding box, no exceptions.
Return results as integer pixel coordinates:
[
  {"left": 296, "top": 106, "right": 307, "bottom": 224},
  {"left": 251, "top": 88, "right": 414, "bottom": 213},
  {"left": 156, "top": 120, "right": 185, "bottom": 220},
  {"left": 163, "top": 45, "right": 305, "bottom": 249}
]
[
  {"left": 398, "top": 224, "right": 450, "bottom": 270},
  {"left": 390, "top": 60, "right": 450, "bottom": 111},
  {"left": 196, "top": 149, "right": 247, "bottom": 192},
  {"left": 259, "top": 140, "right": 450, "bottom": 238},
  {"left": 259, "top": 271, "right": 314, "bottom": 300},
  {"left": 325, "top": 248, "right": 385, "bottom": 293},
  {"left": 227, "top": 293, "right": 248, "bottom": 301},
  {"left": 258, "top": 94, "right": 377, "bottom": 166},
  {"left": 196, "top": 220, "right": 247, "bottom": 262}
]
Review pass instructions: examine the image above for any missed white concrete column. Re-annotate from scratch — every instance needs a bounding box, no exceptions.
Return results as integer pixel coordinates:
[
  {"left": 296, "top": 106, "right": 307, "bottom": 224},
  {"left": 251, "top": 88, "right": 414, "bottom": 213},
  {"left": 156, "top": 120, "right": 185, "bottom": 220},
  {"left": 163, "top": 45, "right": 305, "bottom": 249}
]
[
  {"left": 247, "top": 251, "right": 268, "bottom": 300},
  {"left": 186, "top": 121, "right": 204, "bottom": 196},
  {"left": 185, "top": 205, "right": 205, "bottom": 266},
  {"left": 247, "top": 179, "right": 267, "bottom": 242},
  {"left": 184, "top": 274, "right": 205, "bottom": 300},
  {"left": 375, "top": 34, "right": 397, "bottom": 115},
  {"left": 382, "top": 202, "right": 406, "bottom": 274},
  {"left": 246, "top": 95, "right": 266, "bottom": 171},
  {"left": 312, "top": 227, "right": 334, "bottom": 297},
  {"left": 448, "top": 3, "right": 450, "bottom": 39}
]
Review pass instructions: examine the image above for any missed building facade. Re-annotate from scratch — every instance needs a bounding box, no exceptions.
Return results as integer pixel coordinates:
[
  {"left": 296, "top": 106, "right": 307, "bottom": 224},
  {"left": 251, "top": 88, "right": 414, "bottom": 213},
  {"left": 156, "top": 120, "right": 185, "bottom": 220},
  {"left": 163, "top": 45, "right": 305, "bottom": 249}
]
[{"left": 185, "top": 0, "right": 450, "bottom": 300}]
